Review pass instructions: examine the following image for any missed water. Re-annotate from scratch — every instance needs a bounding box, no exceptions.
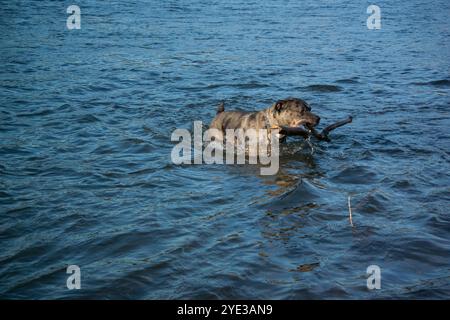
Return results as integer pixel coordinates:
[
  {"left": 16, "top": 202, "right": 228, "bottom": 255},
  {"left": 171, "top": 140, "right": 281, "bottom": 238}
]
[{"left": 0, "top": 0, "right": 449, "bottom": 299}]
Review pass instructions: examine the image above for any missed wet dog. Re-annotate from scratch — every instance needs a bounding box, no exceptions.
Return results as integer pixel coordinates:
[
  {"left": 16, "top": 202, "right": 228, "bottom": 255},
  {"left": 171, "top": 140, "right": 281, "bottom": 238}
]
[{"left": 209, "top": 98, "right": 320, "bottom": 142}]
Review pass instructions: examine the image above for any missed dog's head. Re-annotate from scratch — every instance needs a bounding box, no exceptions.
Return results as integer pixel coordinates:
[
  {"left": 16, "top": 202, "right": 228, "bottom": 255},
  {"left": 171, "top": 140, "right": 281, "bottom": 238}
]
[{"left": 270, "top": 98, "right": 320, "bottom": 128}]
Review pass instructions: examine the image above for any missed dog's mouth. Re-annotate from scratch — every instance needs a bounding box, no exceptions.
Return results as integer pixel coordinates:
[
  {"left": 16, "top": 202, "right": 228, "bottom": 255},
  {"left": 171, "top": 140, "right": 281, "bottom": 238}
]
[{"left": 290, "top": 118, "right": 320, "bottom": 128}]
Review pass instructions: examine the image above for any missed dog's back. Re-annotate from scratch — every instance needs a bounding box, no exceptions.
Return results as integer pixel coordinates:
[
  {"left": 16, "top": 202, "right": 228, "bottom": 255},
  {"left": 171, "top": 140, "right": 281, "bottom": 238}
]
[
  {"left": 209, "top": 98, "right": 320, "bottom": 134},
  {"left": 210, "top": 102, "right": 265, "bottom": 131}
]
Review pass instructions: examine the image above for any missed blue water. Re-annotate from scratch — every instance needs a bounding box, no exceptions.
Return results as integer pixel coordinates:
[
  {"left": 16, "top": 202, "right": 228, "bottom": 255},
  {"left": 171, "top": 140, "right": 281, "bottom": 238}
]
[{"left": 1, "top": 0, "right": 449, "bottom": 299}]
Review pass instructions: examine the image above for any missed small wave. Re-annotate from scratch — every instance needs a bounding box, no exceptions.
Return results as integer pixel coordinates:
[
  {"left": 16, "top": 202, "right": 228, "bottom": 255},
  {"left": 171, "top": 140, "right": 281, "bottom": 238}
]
[
  {"left": 232, "top": 82, "right": 270, "bottom": 89},
  {"left": 303, "top": 84, "right": 342, "bottom": 92},
  {"left": 413, "top": 79, "right": 450, "bottom": 87},
  {"left": 78, "top": 114, "right": 100, "bottom": 123},
  {"left": 177, "top": 82, "right": 269, "bottom": 91},
  {"left": 16, "top": 109, "right": 54, "bottom": 117},
  {"left": 335, "top": 78, "right": 359, "bottom": 84},
  {"left": 0, "top": 191, "right": 11, "bottom": 198},
  {"left": 331, "top": 165, "right": 377, "bottom": 184},
  {"left": 262, "top": 179, "right": 324, "bottom": 211},
  {"left": 289, "top": 262, "right": 320, "bottom": 272}
]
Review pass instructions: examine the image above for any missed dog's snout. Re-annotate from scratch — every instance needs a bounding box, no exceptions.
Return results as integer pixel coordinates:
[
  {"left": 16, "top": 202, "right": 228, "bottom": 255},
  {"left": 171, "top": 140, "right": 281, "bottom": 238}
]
[{"left": 316, "top": 116, "right": 320, "bottom": 125}]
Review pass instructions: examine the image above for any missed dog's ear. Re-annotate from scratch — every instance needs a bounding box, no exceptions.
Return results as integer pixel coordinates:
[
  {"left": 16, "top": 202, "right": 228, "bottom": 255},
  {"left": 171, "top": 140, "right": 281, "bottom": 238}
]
[
  {"left": 304, "top": 102, "right": 312, "bottom": 111},
  {"left": 274, "top": 101, "right": 284, "bottom": 113}
]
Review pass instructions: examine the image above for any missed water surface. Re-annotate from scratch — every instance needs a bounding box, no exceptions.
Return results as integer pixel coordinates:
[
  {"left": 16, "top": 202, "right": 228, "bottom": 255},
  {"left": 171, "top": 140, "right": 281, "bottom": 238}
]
[{"left": 0, "top": 0, "right": 449, "bottom": 299}]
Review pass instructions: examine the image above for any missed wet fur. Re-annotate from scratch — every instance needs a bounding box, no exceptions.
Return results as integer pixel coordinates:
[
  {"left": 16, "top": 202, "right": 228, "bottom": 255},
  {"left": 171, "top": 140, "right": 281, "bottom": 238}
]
[{"left": 209, "top": 98, "right": 320, "bottom": 142}]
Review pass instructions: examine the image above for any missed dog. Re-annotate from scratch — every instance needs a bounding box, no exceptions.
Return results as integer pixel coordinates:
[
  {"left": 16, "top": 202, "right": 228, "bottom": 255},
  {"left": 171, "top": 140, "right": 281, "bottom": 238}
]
[{"left": 209, "top": 98, "right": 320, "bottom": 143}]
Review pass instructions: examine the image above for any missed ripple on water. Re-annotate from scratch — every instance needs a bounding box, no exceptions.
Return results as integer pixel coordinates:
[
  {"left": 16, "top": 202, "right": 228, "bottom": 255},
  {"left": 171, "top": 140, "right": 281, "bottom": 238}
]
[
  {"left": 412, "top": 79, "right": 450, "bottom": 87},
  {"left": 335, "top": 78, "right": 359, "bottom": 84},
  {"left": 302, "top": 84, "right": 343, "bottom": 92},
  {"left": 1, "top": 0, "right": 449, "bottom": 300},
  {"left": 330, "top": 165, "right": 378, "bottom": 185}
]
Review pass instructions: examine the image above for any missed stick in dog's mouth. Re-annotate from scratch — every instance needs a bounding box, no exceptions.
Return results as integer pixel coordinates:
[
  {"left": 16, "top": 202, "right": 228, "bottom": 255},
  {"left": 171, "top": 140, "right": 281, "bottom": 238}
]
[
  {"left": 279, "top": 116, "right": 353, "bottom": 142},
  {"left": 289, "top": 117, "right": 321, "bottom": 130}
]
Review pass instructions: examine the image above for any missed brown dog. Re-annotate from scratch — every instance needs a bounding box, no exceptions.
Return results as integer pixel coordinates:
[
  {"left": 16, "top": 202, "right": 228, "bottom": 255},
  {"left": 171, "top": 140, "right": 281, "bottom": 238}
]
[{"left": 209, "top": 98, "right": 320, "bottom": 142}]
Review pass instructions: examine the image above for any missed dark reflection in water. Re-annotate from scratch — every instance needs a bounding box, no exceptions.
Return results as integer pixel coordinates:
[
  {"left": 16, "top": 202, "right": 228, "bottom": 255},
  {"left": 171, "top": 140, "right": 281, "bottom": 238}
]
[{"left": 0, "top": 1, "right": 449, "bottom": 299}]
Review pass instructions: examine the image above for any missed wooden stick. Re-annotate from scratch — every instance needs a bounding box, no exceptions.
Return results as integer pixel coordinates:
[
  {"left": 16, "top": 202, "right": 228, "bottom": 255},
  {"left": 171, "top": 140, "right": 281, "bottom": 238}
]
[
  {"left": 321, "top": 116, "right": 353, "bottom": 136},
  {"left": 278, "top": 126, "right": 310, "bottom": 138},
  {"left": 277, "top": 116, "right": 353, "bottom": 142},
  {"left": 305, "top": 126, "right": 331, "bottom": 142}
]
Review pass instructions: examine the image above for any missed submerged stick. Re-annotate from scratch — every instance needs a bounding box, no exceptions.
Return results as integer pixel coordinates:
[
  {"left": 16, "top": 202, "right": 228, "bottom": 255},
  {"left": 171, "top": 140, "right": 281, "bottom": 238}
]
[
  {"left": 278, "top": 116, "right": 353, "bottom": 142},
  {"left": 305, "top": 126, "right": 331, "bottom": 142}
]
